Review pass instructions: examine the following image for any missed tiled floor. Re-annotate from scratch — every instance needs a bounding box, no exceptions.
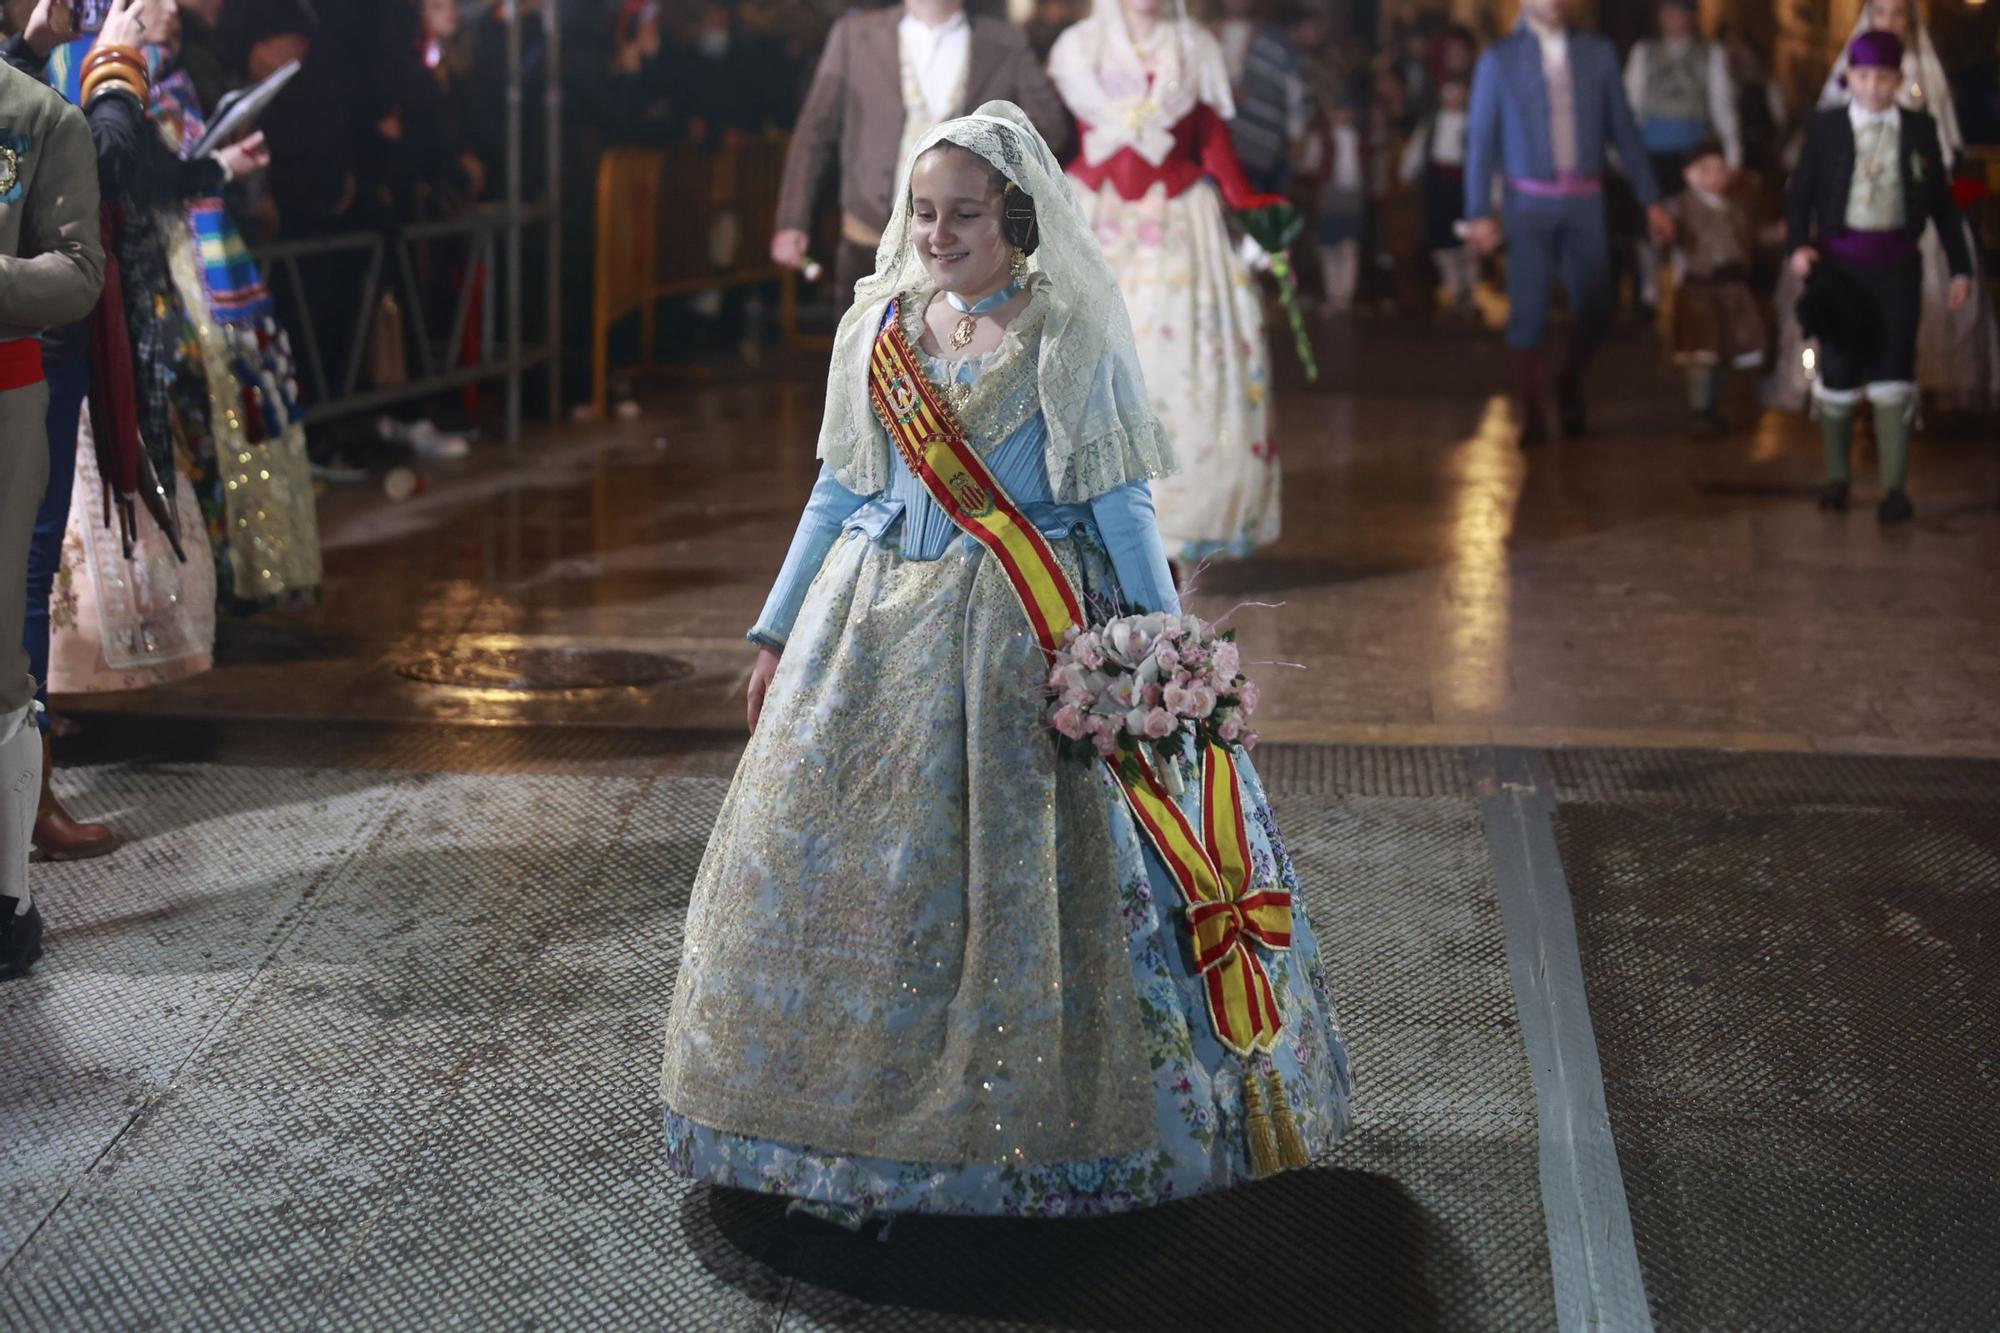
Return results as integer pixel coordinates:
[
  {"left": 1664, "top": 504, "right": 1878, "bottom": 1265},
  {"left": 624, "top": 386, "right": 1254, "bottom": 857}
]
[{"left": 52, "top": 317, "right": 2000, "bottom": 757}]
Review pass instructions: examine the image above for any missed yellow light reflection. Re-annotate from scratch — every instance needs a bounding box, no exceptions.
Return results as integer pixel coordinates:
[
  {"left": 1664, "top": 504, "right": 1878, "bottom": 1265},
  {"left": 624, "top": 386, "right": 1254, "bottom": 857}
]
[{"left": 1437, "top": 396, "right": 1520, "bottom": 715}]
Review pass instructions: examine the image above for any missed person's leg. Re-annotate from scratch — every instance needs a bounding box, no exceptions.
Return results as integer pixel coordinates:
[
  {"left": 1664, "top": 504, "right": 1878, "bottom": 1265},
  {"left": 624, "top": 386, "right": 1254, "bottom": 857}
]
[
  {"left": 1504, "top": 198, "right": 1561, "bottom": 443},
  {"left": 1867, "top": 384, "right": 1915, "bottom": 523},
  {"left": 1334, "top": 238, "right": 1360, "bottom": 310},
  {"left": 1, "top": 701, "right": 42, "bottom": 980},
  {"left": 0, "top": 380, "right": 49, "bottom": 978},
  {"left": 1867, "top": 256, "right": 1924, "bottom": 524},
  {"left": 20, "top": 362, "right": 115, "bottom": 861},
  {"left": 23, "top": 359, "right": 86, "bottom": 731},
  {"left": 1814, "top": 304, "right": 1865, "bottom": 511},
  {"left": 1554, "top": 198, "right": 1616, "bottom": 437},
  {"left": 1684, "top": 361, "right": 1724, "bottom": 428}
]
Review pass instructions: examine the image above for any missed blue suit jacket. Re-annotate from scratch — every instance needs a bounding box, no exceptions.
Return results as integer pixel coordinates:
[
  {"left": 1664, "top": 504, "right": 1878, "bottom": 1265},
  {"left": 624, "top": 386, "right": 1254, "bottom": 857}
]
[{"left": 1465, "top": 24, "right": 1659, "bottom": 219}]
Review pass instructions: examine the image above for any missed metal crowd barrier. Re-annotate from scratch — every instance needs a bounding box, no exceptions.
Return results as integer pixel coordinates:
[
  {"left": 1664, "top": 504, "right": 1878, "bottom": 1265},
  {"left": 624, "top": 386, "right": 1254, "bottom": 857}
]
[
  {"left": 253, "top": 205, "right": 556, "bottom": 439},
  {"left": 589, "top": 138, "right": 804, "bottom": 418}
]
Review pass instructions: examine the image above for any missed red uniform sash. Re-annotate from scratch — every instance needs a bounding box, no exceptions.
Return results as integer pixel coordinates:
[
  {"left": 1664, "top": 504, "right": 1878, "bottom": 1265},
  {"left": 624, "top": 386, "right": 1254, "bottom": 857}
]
[{"left": 0, "top": 338, "right": 46, "bottom": 392}]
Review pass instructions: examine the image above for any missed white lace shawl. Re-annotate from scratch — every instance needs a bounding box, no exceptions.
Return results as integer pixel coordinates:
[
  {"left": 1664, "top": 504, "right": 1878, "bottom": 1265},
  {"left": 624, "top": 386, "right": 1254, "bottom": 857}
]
[
  {"left": 814, "top": 102, "right": 1175, "bottom": 504},
  {"left": 1048, "top": 3, "right": 1236, "bottom": 169}
]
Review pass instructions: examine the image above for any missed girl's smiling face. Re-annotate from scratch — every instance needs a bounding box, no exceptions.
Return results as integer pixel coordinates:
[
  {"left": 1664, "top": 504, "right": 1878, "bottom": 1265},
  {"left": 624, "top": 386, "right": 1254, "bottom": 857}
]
[{"left": 910, "top": 146, "right": 1013, "bottom": 297}]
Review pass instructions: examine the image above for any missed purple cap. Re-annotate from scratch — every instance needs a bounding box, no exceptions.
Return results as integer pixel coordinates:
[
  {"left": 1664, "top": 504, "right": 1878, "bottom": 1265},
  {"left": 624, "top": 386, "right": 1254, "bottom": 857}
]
[{"left": 1848, "top": 29, "right": 1905, "bottom": 71}]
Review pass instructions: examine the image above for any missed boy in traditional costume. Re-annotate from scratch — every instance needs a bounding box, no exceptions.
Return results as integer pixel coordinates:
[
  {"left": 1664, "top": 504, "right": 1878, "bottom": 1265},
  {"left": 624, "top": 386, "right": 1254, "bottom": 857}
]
[
  {"left": 1788, "top": 29, "right": 1971, "bottom": 525},
  {"left": 0, "top": 48, "right": 102, "bottom": 976},
  {"left": 659, "top": 102, "right": 1350, "bottom": 1234},
  {"left": 1667, "top": 139, "right": 1762, "bottom": 435}
]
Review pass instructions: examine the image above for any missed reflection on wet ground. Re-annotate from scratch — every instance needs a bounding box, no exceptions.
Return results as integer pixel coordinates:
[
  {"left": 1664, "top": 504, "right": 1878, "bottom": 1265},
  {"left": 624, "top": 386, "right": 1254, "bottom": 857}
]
[{"left": 59, "top": 318, "right": 2000, "bottom": 757}]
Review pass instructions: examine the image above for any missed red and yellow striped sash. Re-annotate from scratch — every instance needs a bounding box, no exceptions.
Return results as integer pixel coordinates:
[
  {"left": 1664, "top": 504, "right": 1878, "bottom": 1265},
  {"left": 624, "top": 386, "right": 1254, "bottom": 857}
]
[
  {"left": 866, "top": 300, "right": 1291, "bottom": 1057},
  {"left": 867, "top": 305, "right": 1083, "bottom": 653}
]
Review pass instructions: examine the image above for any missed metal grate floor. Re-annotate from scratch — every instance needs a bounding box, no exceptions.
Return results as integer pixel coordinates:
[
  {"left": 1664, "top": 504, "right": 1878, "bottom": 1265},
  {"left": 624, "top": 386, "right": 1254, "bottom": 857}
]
[
  {"left": 2, "top": 750, "right": 1545, "bottom": 1331},
  {"left": 1553, "top": 751, "right": 2000, "bottom": 1332}
]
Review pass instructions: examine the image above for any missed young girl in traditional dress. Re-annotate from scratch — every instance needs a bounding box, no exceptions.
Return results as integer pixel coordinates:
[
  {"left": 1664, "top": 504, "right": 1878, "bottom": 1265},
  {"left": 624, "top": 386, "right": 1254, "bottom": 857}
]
[
  {"left": 657, "top": 103, "right": 1350, "bottom": 1234},
  {"left": 1049, "top": 0, "right": 1287, "bottom": 567}
]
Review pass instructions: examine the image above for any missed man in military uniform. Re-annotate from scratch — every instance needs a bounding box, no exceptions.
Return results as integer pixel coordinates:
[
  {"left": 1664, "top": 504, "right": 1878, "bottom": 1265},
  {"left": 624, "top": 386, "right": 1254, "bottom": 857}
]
[{"left": 0, "top": 50, "right": 103, "bottom": 979}]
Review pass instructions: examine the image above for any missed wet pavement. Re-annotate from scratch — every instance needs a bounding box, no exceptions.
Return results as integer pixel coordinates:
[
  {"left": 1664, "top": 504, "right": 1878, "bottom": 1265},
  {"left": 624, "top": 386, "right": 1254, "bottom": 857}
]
[{"left": 53, "top": 316, "right": 2000, "bottom": 757}]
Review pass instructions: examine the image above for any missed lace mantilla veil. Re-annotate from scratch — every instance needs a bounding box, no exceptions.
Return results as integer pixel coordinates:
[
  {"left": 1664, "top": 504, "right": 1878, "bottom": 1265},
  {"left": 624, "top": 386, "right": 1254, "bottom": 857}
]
[
  {"left": 815, "top": 101, "right": 1176, "bottom": 504},
  {"left": 1048, "top": 0, "right": 1236, "bottom": 169}
]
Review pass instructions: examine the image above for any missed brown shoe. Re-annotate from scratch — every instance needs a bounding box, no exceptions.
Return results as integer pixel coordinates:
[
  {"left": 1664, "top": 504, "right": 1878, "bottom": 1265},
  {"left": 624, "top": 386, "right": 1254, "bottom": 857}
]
[{"left": 32, "top": 731, "right": 118, "bottom": 862}]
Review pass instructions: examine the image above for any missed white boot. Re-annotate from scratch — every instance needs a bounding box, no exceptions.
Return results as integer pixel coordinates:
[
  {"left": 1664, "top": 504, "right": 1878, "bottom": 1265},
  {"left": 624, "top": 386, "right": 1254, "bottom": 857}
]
[
  {"left": 1319, "top": 241, "right": 1359, "bottom": 313},
  {"left": 1, "top": 702, "right": 43, "bottom": 980}
]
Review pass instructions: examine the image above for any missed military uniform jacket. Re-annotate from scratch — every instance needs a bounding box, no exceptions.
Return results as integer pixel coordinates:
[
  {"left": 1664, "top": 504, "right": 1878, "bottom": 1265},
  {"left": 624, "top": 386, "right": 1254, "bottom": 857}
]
[{"left": 0, "top": 59, "right": 103, "bottom": 715}]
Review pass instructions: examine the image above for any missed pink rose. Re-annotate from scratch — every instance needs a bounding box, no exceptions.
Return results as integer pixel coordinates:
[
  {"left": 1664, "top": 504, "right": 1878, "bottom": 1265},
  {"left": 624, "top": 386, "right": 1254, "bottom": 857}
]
[
  {"left": 1163, "top": 684, "right": 1195, "bottom": 715},
  {"left": 1237, "top": 680, "right": 1260, "bottom": 715},
  {"left": 1143, "top": 707, "right": 1177, "bottom": 740},
  {"left": 1052, "top": 704, "right": 1087, "bottom": 740},
  {"left": 1218, "top": 714, "right": 1243, "bottom": 743},
  {"left": 1092, "top": 730, "right": 1120, "bottom": 758},
  {"left": 1155, "top": 646, "right": 1180, "bottom": 674},
  {"left": 1073, "top": 633, "right": 1106, "bottom": 670},
  {"left": 1242, "top": 731, "right": 1260, "bottom": 750},
  {"left": 1141, "top": 683, "right": 1163, "bottom": 706},
  {"left": 1211, "top": 641, "right": 1241, "bottom": 680},
  {"left": 1191, "top": 685, "right": 1218, "bottom": 718},
  {"left": 1048, "top": 663, "right": 1068, "bottom": 691}
]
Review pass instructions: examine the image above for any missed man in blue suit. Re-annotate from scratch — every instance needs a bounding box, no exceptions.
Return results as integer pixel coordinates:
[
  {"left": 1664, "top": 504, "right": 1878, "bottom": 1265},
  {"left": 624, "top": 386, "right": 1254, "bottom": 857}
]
[{"left": 1464, "top": 0, "right": 1673, "bottom": 443}]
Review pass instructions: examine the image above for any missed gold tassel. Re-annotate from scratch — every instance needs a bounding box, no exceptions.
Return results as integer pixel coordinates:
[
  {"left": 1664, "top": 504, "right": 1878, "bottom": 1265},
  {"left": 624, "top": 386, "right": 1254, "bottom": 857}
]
[
  {"left": 1242, "top": 1064, "right": 1283, "bottom": 1178},
  {"left": 1268, "top": 1068, "right": 1312, "bottom": 1170}
]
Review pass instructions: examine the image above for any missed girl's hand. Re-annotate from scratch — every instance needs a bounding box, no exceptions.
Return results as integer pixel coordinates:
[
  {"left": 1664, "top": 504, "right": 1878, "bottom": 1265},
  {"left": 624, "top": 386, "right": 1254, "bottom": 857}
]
[
  {"left": 1790, "top": 246, "right": 1819, "bottom": 280},
  {"left": 217, "top": 131, "right": 272, "bottom": 180},
  {"left": 746, "top": 647, "right": 780, "bottom": 733}
]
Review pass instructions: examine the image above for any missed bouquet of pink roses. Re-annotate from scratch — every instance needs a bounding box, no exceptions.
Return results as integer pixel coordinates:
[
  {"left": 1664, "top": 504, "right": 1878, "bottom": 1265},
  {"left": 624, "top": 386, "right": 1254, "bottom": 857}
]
[{"left": 1046, "top": 611, "right": 1260, "bottom": 788}]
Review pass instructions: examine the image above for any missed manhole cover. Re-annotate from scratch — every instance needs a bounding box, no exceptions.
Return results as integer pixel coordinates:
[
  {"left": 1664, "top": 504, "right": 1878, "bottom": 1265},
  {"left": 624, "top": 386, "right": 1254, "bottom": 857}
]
[{"left": 396, "top": 646, "right": 694, "bottom": 691}]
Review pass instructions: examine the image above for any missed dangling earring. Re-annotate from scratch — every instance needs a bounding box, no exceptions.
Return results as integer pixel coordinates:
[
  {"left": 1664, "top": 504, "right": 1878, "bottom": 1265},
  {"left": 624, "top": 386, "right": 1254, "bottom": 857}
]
[{"left": 1010, "top": 249, "right": 1029, "bottom": 280}]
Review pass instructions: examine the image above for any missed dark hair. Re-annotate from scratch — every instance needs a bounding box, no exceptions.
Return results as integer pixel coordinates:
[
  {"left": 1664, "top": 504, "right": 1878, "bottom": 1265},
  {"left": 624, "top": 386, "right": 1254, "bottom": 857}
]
[
  {"left": 1684, "top": 137, "right": 1727, "bottom": 167},
  {"left": 914, "top": 141, "right": 1040, "bottom": 255}
]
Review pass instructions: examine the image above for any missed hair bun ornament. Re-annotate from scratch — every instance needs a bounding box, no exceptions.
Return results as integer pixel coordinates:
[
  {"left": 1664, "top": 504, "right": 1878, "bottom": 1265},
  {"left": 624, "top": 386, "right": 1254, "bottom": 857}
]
[{"left": 1003, "top": 180, "right": 1040, "bottom": 256}]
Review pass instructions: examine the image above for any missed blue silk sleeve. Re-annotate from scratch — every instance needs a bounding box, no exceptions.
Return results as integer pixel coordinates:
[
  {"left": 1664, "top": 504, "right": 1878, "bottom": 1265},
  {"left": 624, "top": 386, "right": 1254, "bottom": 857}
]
[
  {"left": 1089, "top": 481, "right": 1181, "bottom": 618},
  {"left": 749, "top": 466, "right": 869, "bottom": 650}
]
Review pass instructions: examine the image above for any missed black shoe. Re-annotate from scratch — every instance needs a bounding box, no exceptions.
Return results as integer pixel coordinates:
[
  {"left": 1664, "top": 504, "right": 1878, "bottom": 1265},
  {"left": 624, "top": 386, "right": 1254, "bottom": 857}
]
[
  {"left": 1877, "top": 490, "right": 1914, "bottom": 526},
  {"left": 1, "top": 900, "right": 44, "bottom": 981},
  {"left": 1817, "top": 481, "right": 1850, "bottom": 512},
  {"left": 784, "top": 1199, "right": 894, "bottom": 1242},
  {"left": 1556, "top": 372, "right": 1588, "bottom": 437}
]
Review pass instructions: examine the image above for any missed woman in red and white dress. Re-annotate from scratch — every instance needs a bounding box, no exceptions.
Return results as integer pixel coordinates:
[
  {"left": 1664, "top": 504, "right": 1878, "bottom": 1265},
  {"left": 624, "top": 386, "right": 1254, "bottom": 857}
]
[{"left": 1051, "top": 0, "right": 1286, "bottom": 567}]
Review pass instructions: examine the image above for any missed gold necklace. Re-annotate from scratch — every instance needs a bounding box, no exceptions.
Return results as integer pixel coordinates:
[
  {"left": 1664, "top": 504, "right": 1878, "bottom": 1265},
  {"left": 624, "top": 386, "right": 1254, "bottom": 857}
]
[{"left": 943, "top": 282, "right": 1021, "bottom": 352}]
